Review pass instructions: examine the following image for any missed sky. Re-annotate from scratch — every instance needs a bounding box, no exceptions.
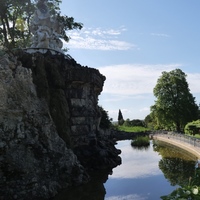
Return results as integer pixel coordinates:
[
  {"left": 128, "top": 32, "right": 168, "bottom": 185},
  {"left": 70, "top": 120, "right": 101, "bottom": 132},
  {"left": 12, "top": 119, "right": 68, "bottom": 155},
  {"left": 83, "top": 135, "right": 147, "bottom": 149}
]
[{"left": 60, "top": 0, "right": 200, "bottom": 121}]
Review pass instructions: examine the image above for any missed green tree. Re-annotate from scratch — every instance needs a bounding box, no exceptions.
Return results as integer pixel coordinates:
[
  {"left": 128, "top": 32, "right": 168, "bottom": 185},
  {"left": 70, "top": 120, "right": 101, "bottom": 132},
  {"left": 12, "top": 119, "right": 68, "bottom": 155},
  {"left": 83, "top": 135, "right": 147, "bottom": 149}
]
[
  {"left": 99, "top": 106, "right": 112, "bottom": 129},
  {"left": 144, "top": 114, "right": 154, "bottom": 129},
  {"left": 0, "top": 0, "right": 82, "bottom": 49},
  {"left": 0, "top": 0, "right": 34, "bottom": 48},
  {"left": 123, "top": 118, "right": 131, "bottom": 126},
  {"left": 118, "top": 109, "right": 124, "bottom": 125},
  {"left": 151, "top": 69, "right": 199, "bottom": 132}
]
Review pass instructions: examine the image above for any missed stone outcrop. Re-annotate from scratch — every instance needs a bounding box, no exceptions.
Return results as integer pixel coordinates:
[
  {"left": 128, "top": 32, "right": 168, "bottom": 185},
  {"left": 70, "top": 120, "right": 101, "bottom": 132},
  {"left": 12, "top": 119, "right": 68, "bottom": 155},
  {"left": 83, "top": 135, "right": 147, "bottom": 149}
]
[
  {"left": 0, "top": 51, "right": 89, "bottom": 199},
  {"left": 0, "top": 50, "right": 121, "bottom": 199}
]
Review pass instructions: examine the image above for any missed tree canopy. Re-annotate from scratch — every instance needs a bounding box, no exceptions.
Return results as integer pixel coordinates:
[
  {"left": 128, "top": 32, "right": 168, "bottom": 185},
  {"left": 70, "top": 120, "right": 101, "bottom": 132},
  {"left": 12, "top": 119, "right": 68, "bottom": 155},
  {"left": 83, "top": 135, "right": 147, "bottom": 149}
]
[
  {"left": 150, "top": 69, "right": 199, "bottom": 132},
  {"left": 0, "top": 0, "right": 83, "bottom": 49},
  {"left": 123, "top": 119, "right": 145, "bottom": 127}
]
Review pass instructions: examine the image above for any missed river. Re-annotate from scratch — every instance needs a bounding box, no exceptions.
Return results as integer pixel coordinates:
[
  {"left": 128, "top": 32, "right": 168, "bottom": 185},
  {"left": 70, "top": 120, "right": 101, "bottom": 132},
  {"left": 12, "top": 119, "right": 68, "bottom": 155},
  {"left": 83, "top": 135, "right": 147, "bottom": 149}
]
[{"left": 53, "top": 139, "right": 197, "bottom": 200}]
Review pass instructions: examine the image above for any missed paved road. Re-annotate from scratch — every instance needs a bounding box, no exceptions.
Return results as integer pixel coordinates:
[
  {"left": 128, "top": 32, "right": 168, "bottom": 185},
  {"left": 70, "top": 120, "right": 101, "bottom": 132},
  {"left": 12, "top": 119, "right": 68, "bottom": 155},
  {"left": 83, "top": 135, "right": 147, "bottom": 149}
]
[{"left": 154, "top": 135, "right": 200, "bottom": 159}]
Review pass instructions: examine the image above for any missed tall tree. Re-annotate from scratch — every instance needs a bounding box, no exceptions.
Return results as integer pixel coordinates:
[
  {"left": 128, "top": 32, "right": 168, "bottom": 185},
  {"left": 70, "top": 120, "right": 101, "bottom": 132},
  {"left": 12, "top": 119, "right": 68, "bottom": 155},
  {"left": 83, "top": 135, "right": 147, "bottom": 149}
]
[
  {"left": 118, "top": 109, "right": 124, "bottom": 125},
  {"left": 150, "top": 69, "right": 199, "bottom": 132},
  {"left": 0, "top": 0, "right": 82, "bottom": 49}
]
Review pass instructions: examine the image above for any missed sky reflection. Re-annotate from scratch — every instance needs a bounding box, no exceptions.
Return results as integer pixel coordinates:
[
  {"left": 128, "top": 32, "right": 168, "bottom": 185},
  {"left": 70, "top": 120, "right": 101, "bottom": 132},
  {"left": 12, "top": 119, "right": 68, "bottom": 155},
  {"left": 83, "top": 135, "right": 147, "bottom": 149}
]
[
  {"left": 109, "top": 140, "right": 162, "bottom": 179},
  {"left": 104, "top": 140, "right": 176, "bottom": 199}
]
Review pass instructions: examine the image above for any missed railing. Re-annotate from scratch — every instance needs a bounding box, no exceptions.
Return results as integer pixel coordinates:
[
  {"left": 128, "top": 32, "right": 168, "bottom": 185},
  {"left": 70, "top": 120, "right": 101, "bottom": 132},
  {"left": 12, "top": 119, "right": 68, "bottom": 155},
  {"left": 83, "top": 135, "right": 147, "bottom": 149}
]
[{"left": 153, "top": 131, "right": 200, "bottom": 149}]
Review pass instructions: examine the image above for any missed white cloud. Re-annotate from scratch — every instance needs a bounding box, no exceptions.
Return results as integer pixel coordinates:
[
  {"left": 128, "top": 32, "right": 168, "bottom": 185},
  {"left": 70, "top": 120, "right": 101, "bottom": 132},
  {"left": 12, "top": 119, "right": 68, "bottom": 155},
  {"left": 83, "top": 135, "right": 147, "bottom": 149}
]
[
  {"left": 187, "top": 73, "right": 200, "bottom": 94},
  {"left": 98, "top": 64, "right": 181, "bottom": 95},
  {"left": 109, "top": 141, "right": 162, "bottom": 179},
  {"left": 151, "top": 33, "right": 171, "bottom": 37},
  {"left": 105, "top": 194, "right": 147, "bottom": 200},
  {"left": 140, "top": 107, "right": 150, "bottom": 113},
  {"left": 64, "top": 27, "right": 136, "bottom": 50}
]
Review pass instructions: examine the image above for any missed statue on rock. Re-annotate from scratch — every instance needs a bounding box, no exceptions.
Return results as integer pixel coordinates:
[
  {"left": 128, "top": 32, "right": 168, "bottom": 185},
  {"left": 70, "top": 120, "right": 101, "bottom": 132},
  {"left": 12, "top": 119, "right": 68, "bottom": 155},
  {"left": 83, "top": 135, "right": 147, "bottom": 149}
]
[{"left": 30, "top": 0, "right": 63, "bottom": 52}]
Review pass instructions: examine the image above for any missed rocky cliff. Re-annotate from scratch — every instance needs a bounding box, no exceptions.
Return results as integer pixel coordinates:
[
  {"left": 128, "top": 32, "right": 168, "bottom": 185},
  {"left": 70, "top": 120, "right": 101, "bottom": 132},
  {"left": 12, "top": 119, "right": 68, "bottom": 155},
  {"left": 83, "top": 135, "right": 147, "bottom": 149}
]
[{"left": 0, "top": 49, "right": 121, "bottom": 199}]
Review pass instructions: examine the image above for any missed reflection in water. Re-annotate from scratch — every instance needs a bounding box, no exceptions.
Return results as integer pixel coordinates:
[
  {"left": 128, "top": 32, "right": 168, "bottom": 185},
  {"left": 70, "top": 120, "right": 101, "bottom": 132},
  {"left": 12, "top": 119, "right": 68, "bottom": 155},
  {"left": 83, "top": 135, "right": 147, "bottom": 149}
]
[
  {"left": 105, "top": 140, "right": 197, "bottom": 200},
  {"left": 53, "top": 140, "right": 197, "bottom": 200},
  {"left": 131, "top": 145, "right": 150, "bottom": 151},
  {"left": 153, "top": 140, "right": 197, "bottom": 186},
  {"left": 53, "top": 170, "right": 110, "bottom": 200},
  {"left": 106, "top": 140, "right": 163, "bottom": 180}
]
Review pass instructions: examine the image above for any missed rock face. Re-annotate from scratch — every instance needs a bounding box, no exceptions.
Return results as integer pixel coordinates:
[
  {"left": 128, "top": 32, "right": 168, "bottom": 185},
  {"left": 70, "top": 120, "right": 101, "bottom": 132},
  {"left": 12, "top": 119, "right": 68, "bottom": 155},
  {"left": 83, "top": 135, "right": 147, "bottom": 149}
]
[
  {"left": 0, "top": 51, "right": 89, "bottom": 199},
  {"left": 0, "top": 50, "right": 121, "bottom": 199}
]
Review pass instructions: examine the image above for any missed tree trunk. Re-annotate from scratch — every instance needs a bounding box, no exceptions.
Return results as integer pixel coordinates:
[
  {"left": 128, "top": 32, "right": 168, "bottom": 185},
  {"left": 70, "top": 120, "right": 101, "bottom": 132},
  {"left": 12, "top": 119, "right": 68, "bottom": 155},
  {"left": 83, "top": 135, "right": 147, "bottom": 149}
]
[{"left": 176, "top": 121, "right": 181, "bottom": 132}]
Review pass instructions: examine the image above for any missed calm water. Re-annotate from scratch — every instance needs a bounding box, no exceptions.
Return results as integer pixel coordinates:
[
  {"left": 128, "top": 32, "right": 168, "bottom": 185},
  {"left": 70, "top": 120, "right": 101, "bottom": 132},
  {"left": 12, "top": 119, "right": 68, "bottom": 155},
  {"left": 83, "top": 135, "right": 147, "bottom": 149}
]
[
  {"left": 54, "top": 140, "right": 197, "bottom": 200},
  {"left": 104, "top": 140, "right": 196, "bottom": 200}
]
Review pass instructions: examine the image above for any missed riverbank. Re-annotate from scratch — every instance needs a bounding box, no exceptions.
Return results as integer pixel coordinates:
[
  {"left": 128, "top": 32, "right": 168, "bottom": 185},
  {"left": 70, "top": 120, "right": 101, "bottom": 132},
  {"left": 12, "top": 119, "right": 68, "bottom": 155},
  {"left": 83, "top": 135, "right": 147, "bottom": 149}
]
[{"left": 154, "top": 135, "right": 200, "bottom": 159}]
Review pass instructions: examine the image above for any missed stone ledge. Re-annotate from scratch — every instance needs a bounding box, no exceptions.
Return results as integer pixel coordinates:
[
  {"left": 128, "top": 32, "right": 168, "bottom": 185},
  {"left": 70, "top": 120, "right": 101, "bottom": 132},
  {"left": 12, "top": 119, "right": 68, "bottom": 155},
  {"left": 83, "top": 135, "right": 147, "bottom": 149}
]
[{"left": 154, "top": 136, "right": 200, "bottom": 159}]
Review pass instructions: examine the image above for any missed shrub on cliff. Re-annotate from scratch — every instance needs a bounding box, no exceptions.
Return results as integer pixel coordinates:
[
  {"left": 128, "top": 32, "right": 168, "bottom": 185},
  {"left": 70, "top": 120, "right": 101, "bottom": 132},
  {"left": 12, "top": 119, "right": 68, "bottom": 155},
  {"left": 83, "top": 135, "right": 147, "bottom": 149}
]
[{"left": 99, "top": 106, "right": 112, "bottom": 129}]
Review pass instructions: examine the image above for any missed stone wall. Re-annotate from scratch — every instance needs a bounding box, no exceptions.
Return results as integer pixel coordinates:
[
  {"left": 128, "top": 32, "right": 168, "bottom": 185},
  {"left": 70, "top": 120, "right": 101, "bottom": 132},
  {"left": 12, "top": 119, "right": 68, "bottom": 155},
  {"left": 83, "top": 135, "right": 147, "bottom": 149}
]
[
  {"left": 0, "top": 50, "right": 121, "bottom": 199},
  {"left": 17, "top": 50, "right": 106, "bottom": 147},
  {"left": 0, "top": 51, "right": 89, "bottom": 199}
]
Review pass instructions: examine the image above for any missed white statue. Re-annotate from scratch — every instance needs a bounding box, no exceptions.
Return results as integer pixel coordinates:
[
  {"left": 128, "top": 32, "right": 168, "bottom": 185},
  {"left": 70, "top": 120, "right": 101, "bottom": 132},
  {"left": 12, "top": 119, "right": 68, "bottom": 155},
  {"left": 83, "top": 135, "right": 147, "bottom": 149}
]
[{"left": 30, "top": 0, "right": 63, "bottom": 53}]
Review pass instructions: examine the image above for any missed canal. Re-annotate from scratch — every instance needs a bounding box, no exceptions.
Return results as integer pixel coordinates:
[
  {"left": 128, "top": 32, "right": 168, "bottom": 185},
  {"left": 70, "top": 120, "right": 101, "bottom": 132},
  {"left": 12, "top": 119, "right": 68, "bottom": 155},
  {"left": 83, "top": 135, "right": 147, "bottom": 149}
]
[
  {"left": 105, "top": 140, "right": 197, "bottom": 200},
  {"left": 54, "top": 139, "right": 197, "bottom": 200}
]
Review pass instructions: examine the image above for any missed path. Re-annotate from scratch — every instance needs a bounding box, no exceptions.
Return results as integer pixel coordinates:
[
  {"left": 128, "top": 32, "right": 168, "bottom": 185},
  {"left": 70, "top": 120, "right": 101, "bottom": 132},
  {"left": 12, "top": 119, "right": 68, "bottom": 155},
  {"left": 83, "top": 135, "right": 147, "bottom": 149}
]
[{"left": 154, "top": 135, "right": 200, "bottom": 159}]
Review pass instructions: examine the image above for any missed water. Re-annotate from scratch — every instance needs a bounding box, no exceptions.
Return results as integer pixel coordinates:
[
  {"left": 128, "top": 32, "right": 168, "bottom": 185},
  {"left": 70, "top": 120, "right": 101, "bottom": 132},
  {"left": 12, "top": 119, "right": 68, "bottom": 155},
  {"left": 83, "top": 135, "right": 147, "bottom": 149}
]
[
  {"left": 104, "top": 140, "right": 196, "bottom": 200},
  {"left": 54, "top": 139, "right": 197, "bottom": 200}
]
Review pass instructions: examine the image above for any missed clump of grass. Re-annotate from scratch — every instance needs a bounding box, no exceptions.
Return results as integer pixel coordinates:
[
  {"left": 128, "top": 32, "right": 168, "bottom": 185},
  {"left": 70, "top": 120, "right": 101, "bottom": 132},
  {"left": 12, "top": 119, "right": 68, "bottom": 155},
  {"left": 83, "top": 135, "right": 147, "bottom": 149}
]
[{"left": 131, "top": 136, "right": 150, "bottom": 147}]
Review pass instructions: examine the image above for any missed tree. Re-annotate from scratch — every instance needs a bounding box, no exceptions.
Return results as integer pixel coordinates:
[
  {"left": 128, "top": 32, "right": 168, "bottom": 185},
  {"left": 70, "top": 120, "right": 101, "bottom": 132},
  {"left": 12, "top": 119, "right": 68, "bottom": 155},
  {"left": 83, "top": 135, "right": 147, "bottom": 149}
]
[
  {"left": 123, "top": 118, "right": 131, "bottom": 126},
  {"left": 99, "top": 106, "right": 112, "bottom": 129},
  {"left": 144, "top": 114, "right": 154, "bottom": 129},
  {"left": 0, "top": 0, "right": 83, "bottom": 49},
  {"left": 150, "top": 69, "right": 199, "bottom": 132},
  {"left": 0, "top": 0, "right": 35, "bottom": 48},
  {"left": 118, "top": 109, "right": 124, "bottom": 125}
]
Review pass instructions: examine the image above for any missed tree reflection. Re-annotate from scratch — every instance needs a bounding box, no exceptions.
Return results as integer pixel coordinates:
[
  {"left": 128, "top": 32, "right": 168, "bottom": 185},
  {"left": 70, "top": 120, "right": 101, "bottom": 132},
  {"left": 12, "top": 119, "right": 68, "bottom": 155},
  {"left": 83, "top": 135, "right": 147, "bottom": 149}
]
[
  {"left": 159, "top": 157, "right": 195, "bottom": 186},
  {"left": 131, "top": 145, "right": 150, "bottom": 151},
  {"left": 153, "top": 140, "right": 196, "bottom": 186}
]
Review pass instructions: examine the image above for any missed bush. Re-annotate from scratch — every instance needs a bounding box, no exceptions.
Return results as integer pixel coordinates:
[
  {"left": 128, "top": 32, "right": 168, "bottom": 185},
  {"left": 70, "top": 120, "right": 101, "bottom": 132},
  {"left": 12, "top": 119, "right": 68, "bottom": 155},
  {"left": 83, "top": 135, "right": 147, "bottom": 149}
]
[
  {"left": 131, "top": 136, "right": 150, "bottom": 147},
  {"left": 124, "top": 119, "right": 145, "bottom": 127},
  {"left": 99, "top": 106, "right": 112, "bottom": 129},
  {"left": 184, "top": 120, "right": 200, "bottom": 135}
]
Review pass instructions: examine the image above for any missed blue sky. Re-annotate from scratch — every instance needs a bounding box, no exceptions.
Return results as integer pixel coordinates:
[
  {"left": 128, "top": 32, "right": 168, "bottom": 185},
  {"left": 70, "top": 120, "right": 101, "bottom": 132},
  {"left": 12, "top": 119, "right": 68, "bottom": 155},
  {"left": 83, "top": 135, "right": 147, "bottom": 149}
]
[{"left": 60, "top": 1, "right": 200, "bottom": 121}]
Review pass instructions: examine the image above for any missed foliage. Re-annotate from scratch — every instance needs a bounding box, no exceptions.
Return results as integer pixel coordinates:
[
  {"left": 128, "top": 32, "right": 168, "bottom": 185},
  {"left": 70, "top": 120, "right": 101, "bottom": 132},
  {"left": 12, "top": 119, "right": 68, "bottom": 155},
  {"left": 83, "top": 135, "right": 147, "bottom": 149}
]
[
  {"left": 131, "top": 136, "right": 150, "bottom": 147},
  {"left": 56, "top": 14, "right": 82, "bottom": 43},
  {"left": 118, "top": 109, "right": 124, "bottom": 125},
  {"left": 144, "top": 114, "right": 155, "bottom": 130},
  {"left": 185, "top": 120, "right": 200, "bottom": 136},
  {"left": 117, "top": 125, "right": 149, "bottom": 133},
  {"left": 161, "top": 169, "right": 200, "bottom": 200},
  {"left": 123, "top": 118, "right": 145, "bottom": 127},
  {"left": 99, "top": 106, "right": 112, "bottom": 129},
  {"left": 150, "top": 69, "right": 199, "bottom": 132},
  {"left": 0, "top": 0, "right": 34, "bottom": 48},
  {"left": 0, "top": 0, "right": 83, "bottom": 49}
]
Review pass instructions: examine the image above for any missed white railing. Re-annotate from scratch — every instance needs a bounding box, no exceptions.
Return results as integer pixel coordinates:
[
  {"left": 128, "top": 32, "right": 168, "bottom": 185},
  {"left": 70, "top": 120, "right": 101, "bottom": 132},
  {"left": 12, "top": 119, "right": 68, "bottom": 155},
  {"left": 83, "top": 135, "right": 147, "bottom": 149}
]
[{"left": 153, "top": 131, "right": 200, "bottom": 149}]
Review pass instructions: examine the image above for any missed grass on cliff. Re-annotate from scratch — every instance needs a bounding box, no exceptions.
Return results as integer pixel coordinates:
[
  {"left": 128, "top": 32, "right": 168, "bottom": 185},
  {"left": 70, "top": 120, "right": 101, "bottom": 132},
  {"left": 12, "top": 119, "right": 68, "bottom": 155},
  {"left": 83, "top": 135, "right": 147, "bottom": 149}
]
[
  {"left": 131, "top": 136, "right": 150, "bottom": 147},
  {"left": 117, "top": 125, "right": 149, "bottom": 133}
]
